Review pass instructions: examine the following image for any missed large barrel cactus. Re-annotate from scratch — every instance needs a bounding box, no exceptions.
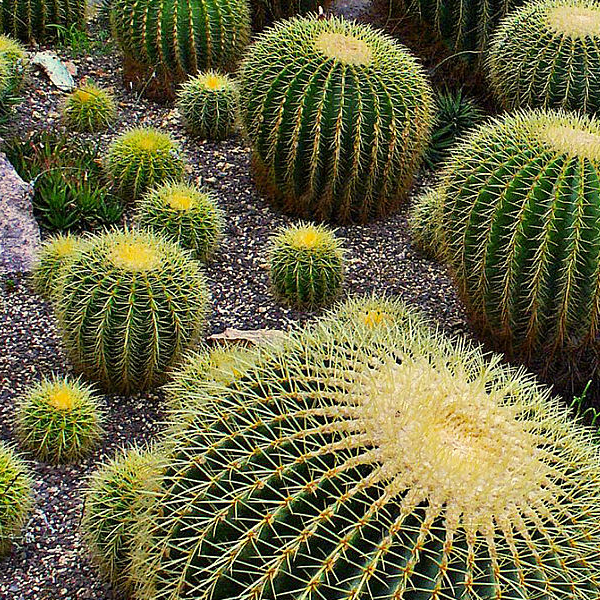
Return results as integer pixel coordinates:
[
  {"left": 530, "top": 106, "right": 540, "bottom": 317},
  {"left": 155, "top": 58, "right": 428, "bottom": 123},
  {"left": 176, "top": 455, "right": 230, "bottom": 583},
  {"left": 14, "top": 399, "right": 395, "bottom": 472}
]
[
  {"left": 238, "top": 15, "right": 433, "bottom": 224},
  {"left": 488, "top": 0, "right": 600, "bottom": 113},
  {"left": 110, "top": 0, "right": 251, "bottom": 99},
  {"left": 129, "top": 310, "right": 600, "bottom": 600}
]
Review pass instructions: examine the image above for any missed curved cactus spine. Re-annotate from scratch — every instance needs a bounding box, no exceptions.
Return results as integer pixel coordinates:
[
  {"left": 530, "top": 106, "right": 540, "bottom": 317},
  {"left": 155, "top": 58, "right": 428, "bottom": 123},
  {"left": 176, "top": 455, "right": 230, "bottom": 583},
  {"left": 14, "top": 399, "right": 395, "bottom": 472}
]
[
  {"left": 488, "top": 0, "right": 600, "bottom": 113},
  {"left": 238, "top": 15, "right": 433, "bottom": 224}
]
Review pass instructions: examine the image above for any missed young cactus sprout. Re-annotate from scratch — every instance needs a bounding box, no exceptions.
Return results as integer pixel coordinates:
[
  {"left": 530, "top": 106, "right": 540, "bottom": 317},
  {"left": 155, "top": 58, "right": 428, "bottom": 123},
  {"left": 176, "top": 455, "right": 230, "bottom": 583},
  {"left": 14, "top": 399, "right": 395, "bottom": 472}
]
[
  {"left": 104, "top": 128, "right": 186, "bottom": 200},
  {"left": 62, "top": 82, "right": 116, "bottom": 133},
  {"left": 268, "top": 222, "right": 345, "bottom": 309},
  {"left": 176, "top": 71, "right": 240, "bottom": 140},
  {"left": 0, "top": 442, "right": 33, "bottom": 556},
  {"left": 15, "top": 375, "right": 104, "bottom": 464},
  {"left": 135, "top": 181, "right": 224, "bottom": 261}
]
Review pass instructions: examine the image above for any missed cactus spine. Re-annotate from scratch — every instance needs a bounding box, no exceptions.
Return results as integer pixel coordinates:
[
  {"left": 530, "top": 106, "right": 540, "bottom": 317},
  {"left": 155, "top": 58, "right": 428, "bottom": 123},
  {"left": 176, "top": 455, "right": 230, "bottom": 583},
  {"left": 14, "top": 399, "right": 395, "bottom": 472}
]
[
  {"left": 238, "top": 15, "right": 433, "bottom": 224},
  {"left": 488, "top": 0, "right": 600, "bottom": 113}
]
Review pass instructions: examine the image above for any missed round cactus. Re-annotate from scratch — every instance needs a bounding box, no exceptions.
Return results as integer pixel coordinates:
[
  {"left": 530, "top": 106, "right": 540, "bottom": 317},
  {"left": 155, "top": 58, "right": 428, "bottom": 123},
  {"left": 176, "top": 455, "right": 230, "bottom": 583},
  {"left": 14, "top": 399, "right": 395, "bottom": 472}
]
[
  {"left": 176, "top": 71, "right": 239, "bottom": 140},
  {"left": 0, "top": 35, "right": 27, "bottom": 94},
  {"left": 409, "top": 187, "right": 446, "bottom": 260},
  {"left": 129, "top": 314, "right": 600, "bottom": 600},
  {"left": 31, "top": 233, "right": 82, "bottom": 300},
  {"left": 110, "top": 0, "right": 250, "bottom": 99},
  {"left": 239, "top": 15, "right": 433, "bottom": 224},
  {"left": 424, "top": 110, "right": 600, "bottom": 390},
  {"left": 54, "top": 229, "right": 210, "bottom": 394},
  {"left": 268, "top": 222, "right": 345, "bottom": 309},
  {"left": 82, "top": 446, "right": 162, "bottom": 591},
  {"left": 488, "top": 0, "right": 600, "bottom": 113},
  {"left": 135, "top": 182, "right": 223, "bottom": 261},
  {"left": 0, "top": 442, "right": 32, "bottom": 556},
  {"left": 61, "top": 82, "right": 116, "bottom": 133},
  {"left": 15, "top": 375, "right": 104, "bottom": 464},
  {"left": 104, "top": 128, "right": 186, "bottom": 201}
]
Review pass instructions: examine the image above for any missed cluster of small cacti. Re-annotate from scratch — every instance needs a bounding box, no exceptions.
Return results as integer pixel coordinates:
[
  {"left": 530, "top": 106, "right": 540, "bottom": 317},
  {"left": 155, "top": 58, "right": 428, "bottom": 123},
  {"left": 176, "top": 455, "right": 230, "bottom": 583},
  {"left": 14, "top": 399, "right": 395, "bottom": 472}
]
[
  {"left": 54, "top": 228, "right": 209, "bottom": 394},
  {"left": 104, "top": 128, "right": 186, "bottom": 200},
  {"left": 109, "top": 0, "right": 251, "bottom": 98},
  {"left": 268, "top": 222, "right": 345, "bottom": 309},
  {"left": 239, "top": 15, "right": 433, "bottom": 224},
  {"left": 15, "top": 375, "right": 104, "bottom": 464},
  {"left": 135, "top": 181, "right": 223, "bottom": 261},
  {"left": 61, "top": 82, "right": 116, "bottom": 132},
  {"left": 176, "top": 71, "right": 239, "bottom": 140}
]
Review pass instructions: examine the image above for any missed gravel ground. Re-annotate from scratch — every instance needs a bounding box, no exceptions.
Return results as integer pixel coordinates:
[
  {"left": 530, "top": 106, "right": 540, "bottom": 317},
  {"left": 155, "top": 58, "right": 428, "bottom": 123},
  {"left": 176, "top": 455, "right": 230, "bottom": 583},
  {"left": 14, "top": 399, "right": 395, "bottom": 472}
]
[{"left": 0, "top": 7, "right": 472, "bottom": 599}]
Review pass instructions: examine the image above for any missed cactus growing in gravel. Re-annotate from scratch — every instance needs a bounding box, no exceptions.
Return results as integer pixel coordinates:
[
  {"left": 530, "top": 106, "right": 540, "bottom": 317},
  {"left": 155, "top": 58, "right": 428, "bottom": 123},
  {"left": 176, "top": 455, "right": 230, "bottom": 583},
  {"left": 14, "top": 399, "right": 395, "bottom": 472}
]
[
  {"left": 135, "top": 182, "right": 223, "bottom": 261},
  {"left": 54, "top": 229, "right": 209, "bottom": 394},
  {"left": 104, "top": 128, "right": 186, "bottom": 201},
  {"left": 176, "top": 71, "right": 239, "bottom": 140},
  {"left": 0, "top": 442, "right": 32, "bottom": 556},
  {"left": 423, "top": 110, "right": 600, "bottom": 389},
  {"left": 15, "top": 375, "right": 104, "bottom": 464},
  {"left": 109, "top": 0, "right": 250, "bottom": 99},
  {"left": 0, "top": 35, "right": 26, "bottom": 93},
  {"left": 62, "top": 82, "right": 116, "bottom": 133},
  {"left": 409, "top": 187, "right": 447, "bottom": 260},
  {"left": 129, "top": 314, "right": 600, "bottom": 600},
  {"left": 488, "top": 0, "right": 600, "bottom": 113},
  {"left": 82, "top": 446, "right": 162, "bottom": 591},
  {"left": 239, "top": 15, "right": 433, "bottom": 224},
  {"left": 268, "top": 222, "right": 344, "bottom": 309}
]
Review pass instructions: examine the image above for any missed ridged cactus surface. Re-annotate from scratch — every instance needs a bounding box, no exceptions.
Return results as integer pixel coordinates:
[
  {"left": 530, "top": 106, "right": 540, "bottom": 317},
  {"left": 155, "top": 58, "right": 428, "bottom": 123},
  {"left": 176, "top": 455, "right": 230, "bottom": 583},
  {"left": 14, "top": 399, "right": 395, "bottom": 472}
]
[
  {"left": 54, "top": 229, "right": 209, "bottom": 394},
  {"left": 110, "top": 0, "right": 250, "bottom": 98},
  {"left": 130, "top": 314, "right": 600, "bottom": 600},
  {"left": 488, "top": 0, "right": 600, "bottom": 113},
  {"left": 62, "top": 82, "right": 116, "bottom": 132},
  {"left": 239, "top": 15, "right": 433, "bottom": 224}
]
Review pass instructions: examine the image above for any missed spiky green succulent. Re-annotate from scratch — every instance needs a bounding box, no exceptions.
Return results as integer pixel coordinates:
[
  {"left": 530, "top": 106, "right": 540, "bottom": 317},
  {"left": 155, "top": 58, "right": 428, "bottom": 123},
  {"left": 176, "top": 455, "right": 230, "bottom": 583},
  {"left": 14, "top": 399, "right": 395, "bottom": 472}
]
[
  {"left": 15, "top": 375, "right": 104, "bottom": 464},
  {"left": 135, "top": 182, "right": 223, "bottom": 261},
  {"left": 239, "top": 15, "right": 433, "bottom": 224},
  {"left": 82, "top": 446, "right": 163, "bottom": 591},
  {"left": 109, "top": 0, "right": 250, "bottom": 99},
  {"left": 54, "top": 229, "right": 209, "bottom": 394},
  {"left": 416, "top": 109, "right": 600, "bottom": 392},
  {"left": 268, "top": 222, "right": 345, "bottom": 309},
  {"left": 176, "top": 71, "right": 239, "bottom": 140},
  {"left": 128, "top": 311, "right": 600, "bottom": 600},
  {"left": 0, "top": 35, "right": 27, "bottom": 95},
  {"left": 31, "top": 233, "right": 82, "bottom": 300},
  {"left": 104, "top": 128, "right": 186, "bottom": 201},
  {"left": 488, "top": 0, "right": 600, "bottom": 113},
  {"left": 62, "top": 82, "right": 116, "bottom": 133},
  {"left": 0, "top": 442, "right": 32, "bottom": 556},
  {"left": 409, "top": 187, "right": 446, "bottom": 260}
]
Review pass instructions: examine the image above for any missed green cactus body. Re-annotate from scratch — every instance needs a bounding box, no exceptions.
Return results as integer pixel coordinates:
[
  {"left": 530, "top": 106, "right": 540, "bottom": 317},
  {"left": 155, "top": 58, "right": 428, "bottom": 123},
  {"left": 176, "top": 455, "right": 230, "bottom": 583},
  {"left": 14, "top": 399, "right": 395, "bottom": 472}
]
[
  {"left": 239, "top": 16, "right": 433, "bottom": 224},
  {"left": 268, "top": 222, "right": 345, "bottom": 309},
  {"left": 431, "top": 110, "right": 600, "bottom": 387},
  {"left": 110, "top": 0, "right": 250, "bottom": 99},
  {"left": 176, "top": 71, "right": 239, "bottom": 140},
  {"left": 62, "top": 82, "right": 117, "bottom": 133},
  {"left": 409, "top": 187, "right": 447, "bottom": 260},
  {"left": 54, "top": 229, "right": 209, "bottom": 394},
  {"left": 0, "top": 35, "right": 26, "bottom": 95},
  {"left": 15, "top": 375, "right": 104, "bottom": 464},
  {"left": 130, "top": 315, "right": 600, "bottom": 600},
  {"left": 0, "top": 442, "right": 32, "bottom": 556},
  {"left": 488, "top": 0, "right": 600, "bottom": 113},
  {"left": 135, "top": 182, "right": 224, "bottom": 261}
]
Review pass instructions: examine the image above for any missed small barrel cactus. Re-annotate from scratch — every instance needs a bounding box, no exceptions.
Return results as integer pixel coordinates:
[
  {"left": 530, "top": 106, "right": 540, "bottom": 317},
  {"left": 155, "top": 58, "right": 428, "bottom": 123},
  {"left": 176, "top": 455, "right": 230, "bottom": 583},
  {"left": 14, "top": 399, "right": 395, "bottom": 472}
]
[
  {"left": 0, "top": 442, "right": 32, "bottom": 556},
  {"left": 488, "top": 0, "right": 600, "bottom": 113},
  {"left": 15, "top": 375, "right": 104, "bottom": 464},
  {"left": 62, "top": 82, "right": 116, "bottom": 133},
  {"left": 176, "top": 71, "right": 239, "bottom": 140},
  {"left": 239, "top": 15, "right": 433, "bottom": 224},
  {"left": 423, "top": 110, "right": 600, "bottom": 390},
  {"left": 82, "top": 446, "right": 162, "bottom": 591},
  {"left": 0, "top": 35, "right": 27, "bottom": 94},
  {"left": 54, "top": 229, "right": 210, "bottom": 394},
  {"left": 31, "top": 233, "right": 82, "bottom": 300},
  {"left": 409, "top": 187, "right": 446, "bottom": 260},
  {"left": 104, "top": 128, "right": 186, "bottom": 200},
  {"left": 129, "top": 314, "right": 600, "bottom": 600},
  {"left": 135, "top": 182, "right": 223, "bottom": 261},
  {"left": 110, "top": 0, "right": 250, "bottom": 99},
  {"left": 268, "top": 222, "right": 345, "bottom": 309}
]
